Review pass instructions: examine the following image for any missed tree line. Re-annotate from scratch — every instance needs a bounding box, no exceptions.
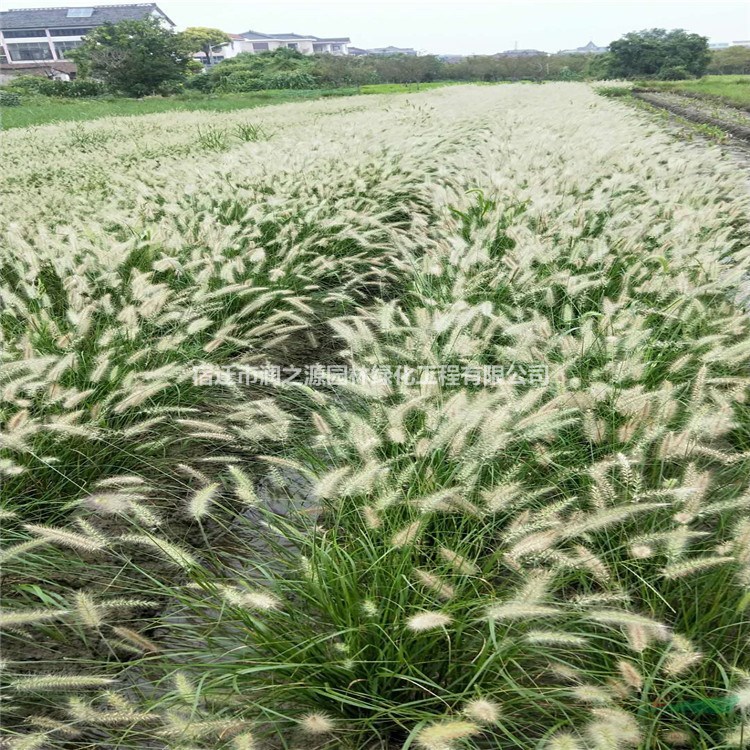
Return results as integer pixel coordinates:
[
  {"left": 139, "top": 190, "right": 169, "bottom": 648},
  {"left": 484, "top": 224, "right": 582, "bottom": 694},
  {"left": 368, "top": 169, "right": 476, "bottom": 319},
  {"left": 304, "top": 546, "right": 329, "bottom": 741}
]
[{"left": 6, "top": 19, "right": 748, "bottom": 98}]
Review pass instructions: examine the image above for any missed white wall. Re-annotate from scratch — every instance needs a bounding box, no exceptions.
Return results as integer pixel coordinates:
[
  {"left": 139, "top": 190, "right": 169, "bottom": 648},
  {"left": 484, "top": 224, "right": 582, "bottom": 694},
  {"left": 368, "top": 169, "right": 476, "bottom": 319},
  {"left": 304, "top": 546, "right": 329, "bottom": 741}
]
[{"left": 213, "top": 37, "right": 349, "bottom": 59}]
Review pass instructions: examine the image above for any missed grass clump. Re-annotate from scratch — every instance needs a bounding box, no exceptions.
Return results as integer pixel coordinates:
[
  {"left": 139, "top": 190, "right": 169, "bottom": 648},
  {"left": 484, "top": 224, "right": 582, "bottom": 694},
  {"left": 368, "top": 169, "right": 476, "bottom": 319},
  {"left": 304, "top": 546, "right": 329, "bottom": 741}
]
[{"left": 594, "top": 84, "right": 632, "bottom": 98}]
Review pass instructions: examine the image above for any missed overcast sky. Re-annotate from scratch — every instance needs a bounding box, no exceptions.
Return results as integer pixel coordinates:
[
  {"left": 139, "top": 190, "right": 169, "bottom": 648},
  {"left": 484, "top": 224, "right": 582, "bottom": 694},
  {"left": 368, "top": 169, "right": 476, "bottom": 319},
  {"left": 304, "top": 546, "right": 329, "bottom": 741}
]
[{"left": 5, "top": 0, "right": 749, "bottom": 54}]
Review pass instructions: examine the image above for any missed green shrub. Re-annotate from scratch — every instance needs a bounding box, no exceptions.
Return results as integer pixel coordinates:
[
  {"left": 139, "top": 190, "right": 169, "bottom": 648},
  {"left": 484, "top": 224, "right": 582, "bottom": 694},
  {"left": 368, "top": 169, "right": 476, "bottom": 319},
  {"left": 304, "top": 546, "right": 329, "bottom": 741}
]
[
  {"left": 5, "top": 75, "right": 48, "bottom": 94},
  {"left": 260, "top": 70, "right": 317, "bottom": 90},
  {"left": 6, "top": 77, "right": 108, "bottom": 98},
  {"left": 221, "top": 70, "right": 264, "bottom": 92},
  {"left": 214, "top": 68, "right": 317, "bottom": 92},
  {"left": 0, "top": 90, "right": 21, "bottom": 106},
  {"left": 154, "top": 79, "right": 184, "bottom": 96},
  {"left": 204, "top": 49, "right": 319, "bottom": 92},
  {"left": 557, "top": 66, "right": 581, "bottom": 81},
  {"left": 184, "top": 72, "right": 215, "bottom": 92},
  {"left": 595, "top": 85, "right": 632, "bottom": 98},
  {"left": 658, "top": 65, "right": 692, "bottom": 81}
]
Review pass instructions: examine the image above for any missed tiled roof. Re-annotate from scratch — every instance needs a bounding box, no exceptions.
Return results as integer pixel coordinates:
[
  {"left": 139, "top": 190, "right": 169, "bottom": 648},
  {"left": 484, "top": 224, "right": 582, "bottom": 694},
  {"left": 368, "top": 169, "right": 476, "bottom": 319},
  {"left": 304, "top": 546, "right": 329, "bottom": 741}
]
[
  {"left": 239, "top": 30, "right": 274, "bottom": 40},
  {"left": 240, "top": 30, "right": 350, "bottom": 43},
  {"left": 367, "top": 46, "right": 417, "bottom": 54},
  {"left": 267, "top": 32, "right": 309, "bottom": 39},
  {"left": 0, "top": 4, "right": 173, "bottom": 30}
]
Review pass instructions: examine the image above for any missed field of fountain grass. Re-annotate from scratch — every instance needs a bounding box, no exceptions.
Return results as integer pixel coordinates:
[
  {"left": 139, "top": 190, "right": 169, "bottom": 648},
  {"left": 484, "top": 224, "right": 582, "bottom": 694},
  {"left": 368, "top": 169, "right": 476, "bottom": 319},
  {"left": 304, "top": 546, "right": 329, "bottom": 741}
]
[{"left": 2, "top": 83, "right": 750, "bottom": 749}]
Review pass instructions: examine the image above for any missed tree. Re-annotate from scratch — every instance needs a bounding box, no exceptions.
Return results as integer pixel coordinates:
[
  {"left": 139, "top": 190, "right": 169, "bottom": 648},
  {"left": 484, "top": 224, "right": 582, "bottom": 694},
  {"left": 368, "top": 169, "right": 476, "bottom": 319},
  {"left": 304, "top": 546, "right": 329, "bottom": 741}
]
[
  {"left": 70, "top": 17, "right": 193, "bottom": 96},
  {"left": 608, "top": 28, "right": 710, "bottom": 79},
  {"left": 312, "top": 55, "right": 378, "bottom": 90},
  {"left": 370, "top": 55, "right": 444, "bottom": 87},
  {"left": 449, "top": 56, "right": 504, "bottom": 82},
  {"left": 180, "top": 27, "right": 231, "bottom": 67},
  {"left": 708, "top": 45, "right": 750, "bottom": 75},
  {"left": 195, "top": 48, "right": 319, "bottom": 92}
]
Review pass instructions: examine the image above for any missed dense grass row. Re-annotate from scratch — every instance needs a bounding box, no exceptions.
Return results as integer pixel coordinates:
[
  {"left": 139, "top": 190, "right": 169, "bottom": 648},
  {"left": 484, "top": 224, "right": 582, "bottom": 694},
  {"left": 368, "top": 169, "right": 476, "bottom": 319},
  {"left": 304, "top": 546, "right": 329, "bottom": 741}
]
[
  {"left": 2, "top": 84, "right": 750, "bottom": 749},
  {"left": 0, "top": 82, "right": 453, "bottom": 130},
  {"left": 0, "top": 88, "right": 336, "bottom": 130},
  {"left": 635, "top": 75, "right": 750, "bottom": 108}
]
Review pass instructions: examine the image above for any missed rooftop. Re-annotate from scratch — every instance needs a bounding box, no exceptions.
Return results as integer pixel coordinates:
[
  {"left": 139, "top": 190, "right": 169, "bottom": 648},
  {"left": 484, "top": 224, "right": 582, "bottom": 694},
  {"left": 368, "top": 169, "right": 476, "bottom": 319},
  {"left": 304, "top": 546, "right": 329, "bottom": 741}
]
[
  {"left": 239, "top": 30, "right": 350, "bottom": 43},
  {"left": 0, "top": 3, "right": 173, "bottom": 30},
  {"left": 267, "top": 32, "right": 308, "bottom": 40},
  {"left": 558, "top": 40, "right": 608, "bottom": 54},
  {"left": 363, "top": 46, "right": 419, "bottom": 56}
]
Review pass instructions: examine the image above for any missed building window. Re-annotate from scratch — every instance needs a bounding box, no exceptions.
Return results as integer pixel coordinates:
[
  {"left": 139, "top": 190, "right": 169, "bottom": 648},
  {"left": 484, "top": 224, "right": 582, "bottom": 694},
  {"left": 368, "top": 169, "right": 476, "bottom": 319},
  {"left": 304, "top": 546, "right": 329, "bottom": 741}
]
[
  {"left": 6, "top": 42, "right": 54, "bottom": 61},
  {"left": 288, "top": 43, "right": 298, "bottom": 50},
  {"left": 54, "top": 40, "right": 83, "bottom": 58},
  {"left": 2, "top": 29, "right": 48, "bottom": 39},
  {"left": 332, "top": 44, "right": 341, "bottom": 51},
  {"left": 67, "top": 7, "right": 94, "bottom": 17},
  {"left": 252, "top": 42, "right": 269, "bottom": 51},
  {"left": 49, "top": 28, "right": 91, "bottom": 37}
]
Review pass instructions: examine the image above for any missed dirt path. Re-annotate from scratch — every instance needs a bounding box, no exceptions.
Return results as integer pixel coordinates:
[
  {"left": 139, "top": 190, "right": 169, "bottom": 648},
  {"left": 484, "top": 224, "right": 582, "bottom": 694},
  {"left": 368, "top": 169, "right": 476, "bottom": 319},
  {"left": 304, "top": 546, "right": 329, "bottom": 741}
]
[
  {"left": 628, "top": 90, "right": 750, "bottom": 185},
  {"left": 625, "top": 90, "right": 750, "bottom": 306},
  {"left": 633, "top": 91, "right": 750, "bottom": 143}
]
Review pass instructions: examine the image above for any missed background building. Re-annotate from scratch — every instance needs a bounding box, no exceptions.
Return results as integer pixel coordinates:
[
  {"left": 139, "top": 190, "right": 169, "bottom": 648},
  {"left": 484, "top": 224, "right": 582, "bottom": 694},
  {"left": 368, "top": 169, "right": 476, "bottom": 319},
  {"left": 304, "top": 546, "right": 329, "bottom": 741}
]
[
  {"left": 0, "top": 3, "right": 173, "bottom": 79},
  {"left": 365, "top": 45, "right": 418, "bottom": 56},
  {"left": 348, "top": 45, "right": 420, "bottom": 57},
  {"left": 557, "top": 41, "right": 608, "bottom": 54},
  {"left": 710, "top": 40, "right": 750, "bottom": 49},
  {"left": 205, "top": 30, "right": 351, "bottom": 62}
]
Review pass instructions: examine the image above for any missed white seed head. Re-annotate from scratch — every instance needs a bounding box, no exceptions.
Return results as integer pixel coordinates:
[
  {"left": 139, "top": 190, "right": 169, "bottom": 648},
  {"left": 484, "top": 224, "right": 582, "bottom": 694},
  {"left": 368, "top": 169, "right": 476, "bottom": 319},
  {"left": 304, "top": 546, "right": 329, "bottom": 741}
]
[
  {"left": 298, "top": 711, "right": 335, "bottom": 734},
  {"left": 406, "top": 611, "right": 452, "bottom": 632},
  {"left": 415, "top": 720, "right": 481, "bottom": 750},
  {"left": 463, "top": 698, "right": 501, "bottom": 725}
]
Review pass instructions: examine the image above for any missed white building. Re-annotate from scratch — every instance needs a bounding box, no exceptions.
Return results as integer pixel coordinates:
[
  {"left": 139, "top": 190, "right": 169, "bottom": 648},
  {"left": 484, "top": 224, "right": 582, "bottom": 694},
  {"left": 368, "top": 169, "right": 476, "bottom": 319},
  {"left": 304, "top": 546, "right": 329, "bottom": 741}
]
[
  {"left": 0, "top": 3, "right": 173, "bottom": 79},
  {"left": 708, "top": 40, "right": 750, "bottom": 51},
  {"left": 557, "top": 41, "right": 608, "bottom": 55},
  {"left": 364, "top": 46, "right": 418, "bottom": 56},
  {"left": 203, "top": 30, "right": 351, "bottom": 63}
]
